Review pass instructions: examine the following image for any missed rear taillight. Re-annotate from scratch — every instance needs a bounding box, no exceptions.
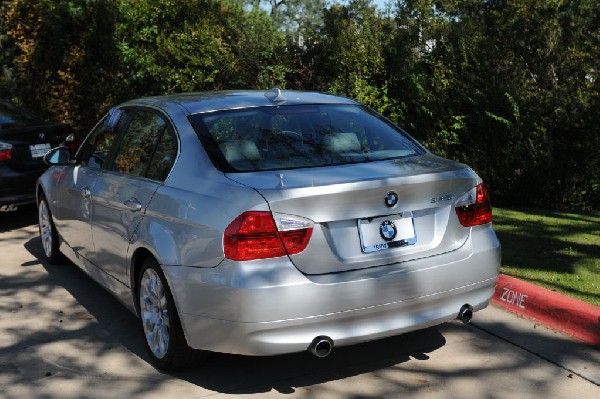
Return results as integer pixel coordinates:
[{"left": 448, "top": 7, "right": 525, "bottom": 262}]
[
  {"left": 0, "top": 141, "right": 13, "bottom": 161},
  {"left": 224, "top": 211, "right": 313, "bottom": 261},
  {"left": 274, "top": 214, "right": 314, "bottom": 255},
  {"left": 455, "top": 183, "right": 493, "bottom": 226}
]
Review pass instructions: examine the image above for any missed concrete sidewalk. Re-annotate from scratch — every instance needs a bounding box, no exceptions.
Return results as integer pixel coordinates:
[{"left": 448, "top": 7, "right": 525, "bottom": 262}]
[{"left": 1, "top": 208, "right": 599, "bottom": 398}]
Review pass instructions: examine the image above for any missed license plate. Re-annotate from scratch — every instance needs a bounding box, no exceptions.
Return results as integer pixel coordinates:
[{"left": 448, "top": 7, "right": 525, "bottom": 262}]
[
  {"left": 358, "top": 212, "right": 417, "bottom": 253},
  {"left": 30, "top": 143, "right": 51, "bottom": 159}
]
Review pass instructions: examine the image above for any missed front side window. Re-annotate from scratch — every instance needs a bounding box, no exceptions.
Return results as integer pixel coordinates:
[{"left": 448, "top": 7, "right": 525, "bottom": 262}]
[
  {"left": 189, "top": 104, "right": 424, "bottom": 172},
  {"left": 78, "top": 116, "right": 119, "bottom": 169}
]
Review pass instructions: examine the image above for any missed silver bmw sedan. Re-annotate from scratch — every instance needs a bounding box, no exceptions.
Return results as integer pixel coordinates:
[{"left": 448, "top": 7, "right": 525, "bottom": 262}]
[{"left": 37, "top": 89, "right": 500, "bottom": 370}]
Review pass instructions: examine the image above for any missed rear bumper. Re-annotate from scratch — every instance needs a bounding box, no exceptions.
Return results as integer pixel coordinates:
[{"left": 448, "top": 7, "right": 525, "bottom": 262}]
[
  {"left": 0, "top": 164, "right": 45, "bottom": 206},
  {"left": 0, "top": 193, "right": 36, "bottom": 208},
  {"left": 163, "top": 225, "right": 500, "bottom": 356}
]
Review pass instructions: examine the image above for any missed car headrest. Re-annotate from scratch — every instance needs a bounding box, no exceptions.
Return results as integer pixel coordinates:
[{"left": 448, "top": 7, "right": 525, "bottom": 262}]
[
  {"left": 219, "top": 140, "right": 261, "bottom": 169},
  {"left": 323, "top": 133, "right": 361, "bottom": 153}
]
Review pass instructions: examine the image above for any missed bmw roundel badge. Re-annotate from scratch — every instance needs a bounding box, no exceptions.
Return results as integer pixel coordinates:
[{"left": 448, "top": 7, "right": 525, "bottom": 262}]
[
  {"left": 39, "top": 132, "right": 46, "bottom": 140},
  {"left": 384, "top": 191, "right": 398, "bottom": 208},
  {"left": 379, "top": 220, "right": 397, "bottom": 242}
]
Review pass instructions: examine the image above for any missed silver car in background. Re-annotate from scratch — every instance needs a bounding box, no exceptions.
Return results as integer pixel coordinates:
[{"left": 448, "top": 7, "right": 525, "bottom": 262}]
[{"left": 37, "top": 89, "right": 500, "bottom": 370}]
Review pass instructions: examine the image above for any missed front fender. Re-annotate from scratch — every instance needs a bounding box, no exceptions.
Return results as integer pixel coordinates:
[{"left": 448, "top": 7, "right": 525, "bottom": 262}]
[{"left": 36, "top": 165, "right": 68, "bottom": 209}]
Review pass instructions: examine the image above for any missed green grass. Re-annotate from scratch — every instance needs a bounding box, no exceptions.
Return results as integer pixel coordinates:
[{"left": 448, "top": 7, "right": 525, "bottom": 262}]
[{"left": 493, "top": 208, "right": 600, "bottom": 307}]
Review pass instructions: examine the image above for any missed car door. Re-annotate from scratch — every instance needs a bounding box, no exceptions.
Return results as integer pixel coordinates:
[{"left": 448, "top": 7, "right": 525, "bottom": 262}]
[
  {"left": 88, "top": 108, "right": 177, "bottom": 285},
  {"left": 55, "top": 115, "right": 120, "bottom": 259}
]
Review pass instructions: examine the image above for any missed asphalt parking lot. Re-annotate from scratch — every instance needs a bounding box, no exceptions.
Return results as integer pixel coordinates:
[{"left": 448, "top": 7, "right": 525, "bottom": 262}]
[{"left": 1, "top": 206, "right": 599, "bottom": 399}]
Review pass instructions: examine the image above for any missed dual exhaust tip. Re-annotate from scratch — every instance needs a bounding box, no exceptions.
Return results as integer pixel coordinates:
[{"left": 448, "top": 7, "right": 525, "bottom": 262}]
[{"left": 307, "top": 305, "right": 473, "bottom": 358}]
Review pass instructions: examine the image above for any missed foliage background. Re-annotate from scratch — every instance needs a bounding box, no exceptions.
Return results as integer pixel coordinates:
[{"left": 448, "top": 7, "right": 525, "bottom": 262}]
[{"left": 1, "top": 0, "right": 598, "bottom": 209}]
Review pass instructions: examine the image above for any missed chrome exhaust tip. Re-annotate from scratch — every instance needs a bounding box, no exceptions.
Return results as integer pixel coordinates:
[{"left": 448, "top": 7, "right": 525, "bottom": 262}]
[
  {"left": 308, "top": 336, "right": 333, "bottom": 358},
  {"left": 458, "top": 304, "right": 473, "bottom": 324}
]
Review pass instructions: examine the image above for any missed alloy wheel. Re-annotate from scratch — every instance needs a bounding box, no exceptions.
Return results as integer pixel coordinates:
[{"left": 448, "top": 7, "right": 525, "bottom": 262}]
[
  {"left": 140, "top": 268, "right": 171, "bottom": 359},
  {"left": 38, "top": 200, "right": 53, "bottom": 258}
]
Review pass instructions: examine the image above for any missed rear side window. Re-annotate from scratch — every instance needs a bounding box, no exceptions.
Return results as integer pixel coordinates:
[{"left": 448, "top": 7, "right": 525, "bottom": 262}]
[
  {"left": 112, "top": 110, "right": 177, "bottom": 181},
  {"left": 113, "top": 111, "right": 165, "bottom": 177},
  {"left": 146, "top": 125, "right": 177, "bottom": 181},
  {"left": 189, "top": 105, "right": 424, "bottom": 172}
]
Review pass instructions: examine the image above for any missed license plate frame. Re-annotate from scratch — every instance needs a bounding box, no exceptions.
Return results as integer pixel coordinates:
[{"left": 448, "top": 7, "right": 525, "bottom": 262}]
[
  {"left": 29, "top": 143, "right": 51, "bottom": 159},
  {"left": 358, "top": 212, "right": 417, "bottom": 253}
]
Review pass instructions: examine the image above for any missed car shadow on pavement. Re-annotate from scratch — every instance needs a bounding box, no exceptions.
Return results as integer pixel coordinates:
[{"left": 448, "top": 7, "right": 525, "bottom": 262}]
[
  {"left": 20, "top": 235, "right": 450, "bottom": 396},
  {"left": 22, "top": 237, "right": 149, "bottom": 358},
  {"left": 12, "top": 236, "right": 600, "bottom": 397},
  {"left": 174, "top": 328, "right": 447, "bottom": 395}
]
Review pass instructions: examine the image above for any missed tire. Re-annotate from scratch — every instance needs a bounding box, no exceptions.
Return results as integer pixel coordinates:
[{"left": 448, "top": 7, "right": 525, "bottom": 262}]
[
  {"left": 38, "top": 196, "right": 66, "bottom": 264},
  {"left": 137, "top": 257, "right": 207, "bottom": 370}
]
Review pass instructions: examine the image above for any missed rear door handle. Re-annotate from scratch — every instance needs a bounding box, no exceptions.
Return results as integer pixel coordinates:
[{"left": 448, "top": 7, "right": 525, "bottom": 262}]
[{"left": 123, "top": 198, "right": 142, "bottom": 212}]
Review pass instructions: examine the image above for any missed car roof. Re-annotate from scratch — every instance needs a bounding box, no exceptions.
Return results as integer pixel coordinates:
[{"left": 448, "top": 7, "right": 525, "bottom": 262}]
[{"left": 119, "top": 90, "right": 359, "bottom": 115}]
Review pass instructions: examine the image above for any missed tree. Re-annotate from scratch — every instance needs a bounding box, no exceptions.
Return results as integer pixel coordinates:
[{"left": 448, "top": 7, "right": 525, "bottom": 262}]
[
  {"left": 308, "top": 0, "right": 401, "bottom": 116},
  {"left": 220, "top": 1, "right": 291, "bottom": 89},
  {"left": 387, "top": 0, "right": 600, "bottom": 209},
  {"left": 242, "top": 0, "right": 328, "bottom": 35},
  {"left": 0, "top": 0, "right": 16, "bottom": 98},
  {"left": 3, "top": 0, "right": 121, "bottom": 133},
  {"left": 1, "top": 0, "right": 597, "bottom": 208},
  {"left": 116, "top": 0, "right": 234, "bottom": 94}
]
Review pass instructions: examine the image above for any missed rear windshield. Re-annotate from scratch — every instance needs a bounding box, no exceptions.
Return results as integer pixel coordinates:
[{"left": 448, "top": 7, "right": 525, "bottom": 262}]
[
  {"left": 0, "top": 101, "right": 38, "bottom": 128},
  {"left": 189, "top": 104, "right": 425, "bottom": 172}
]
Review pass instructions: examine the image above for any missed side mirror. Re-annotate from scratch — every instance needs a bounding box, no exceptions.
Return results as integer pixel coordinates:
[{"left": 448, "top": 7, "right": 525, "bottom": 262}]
[{"left": 44, "top": 146, "right": 73, "bottom": 166}]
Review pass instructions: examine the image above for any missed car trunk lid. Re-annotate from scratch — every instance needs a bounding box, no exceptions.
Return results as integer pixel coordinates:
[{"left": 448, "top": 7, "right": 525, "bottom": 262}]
[{"left": 226, "top": 154, "right": 479, "bottom": 275}]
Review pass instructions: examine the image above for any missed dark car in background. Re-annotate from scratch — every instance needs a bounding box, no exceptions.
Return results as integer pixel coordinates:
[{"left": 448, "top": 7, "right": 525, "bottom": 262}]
[{"left": 0, "top": 100, "right": 74, "bottom": 211}]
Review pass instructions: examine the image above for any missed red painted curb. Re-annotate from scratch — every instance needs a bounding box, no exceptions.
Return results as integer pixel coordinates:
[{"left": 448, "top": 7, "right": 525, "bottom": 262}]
[{"left": 491, "top": 274, "right": 600, "bottom": 346}]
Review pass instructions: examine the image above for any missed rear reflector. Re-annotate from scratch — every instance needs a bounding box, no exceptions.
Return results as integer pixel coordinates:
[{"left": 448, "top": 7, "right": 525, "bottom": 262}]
[
  {"left": 224, "top": 211, "right": 313, "bottom": 261},
  {"left": 455, "top": 183, "right": 493, "bottom": 226}
]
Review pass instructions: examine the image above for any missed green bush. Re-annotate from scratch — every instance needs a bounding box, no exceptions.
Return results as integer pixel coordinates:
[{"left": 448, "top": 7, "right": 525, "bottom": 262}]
[{"left": 1, "top": 0, "right": 597, "bottom": 209}]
